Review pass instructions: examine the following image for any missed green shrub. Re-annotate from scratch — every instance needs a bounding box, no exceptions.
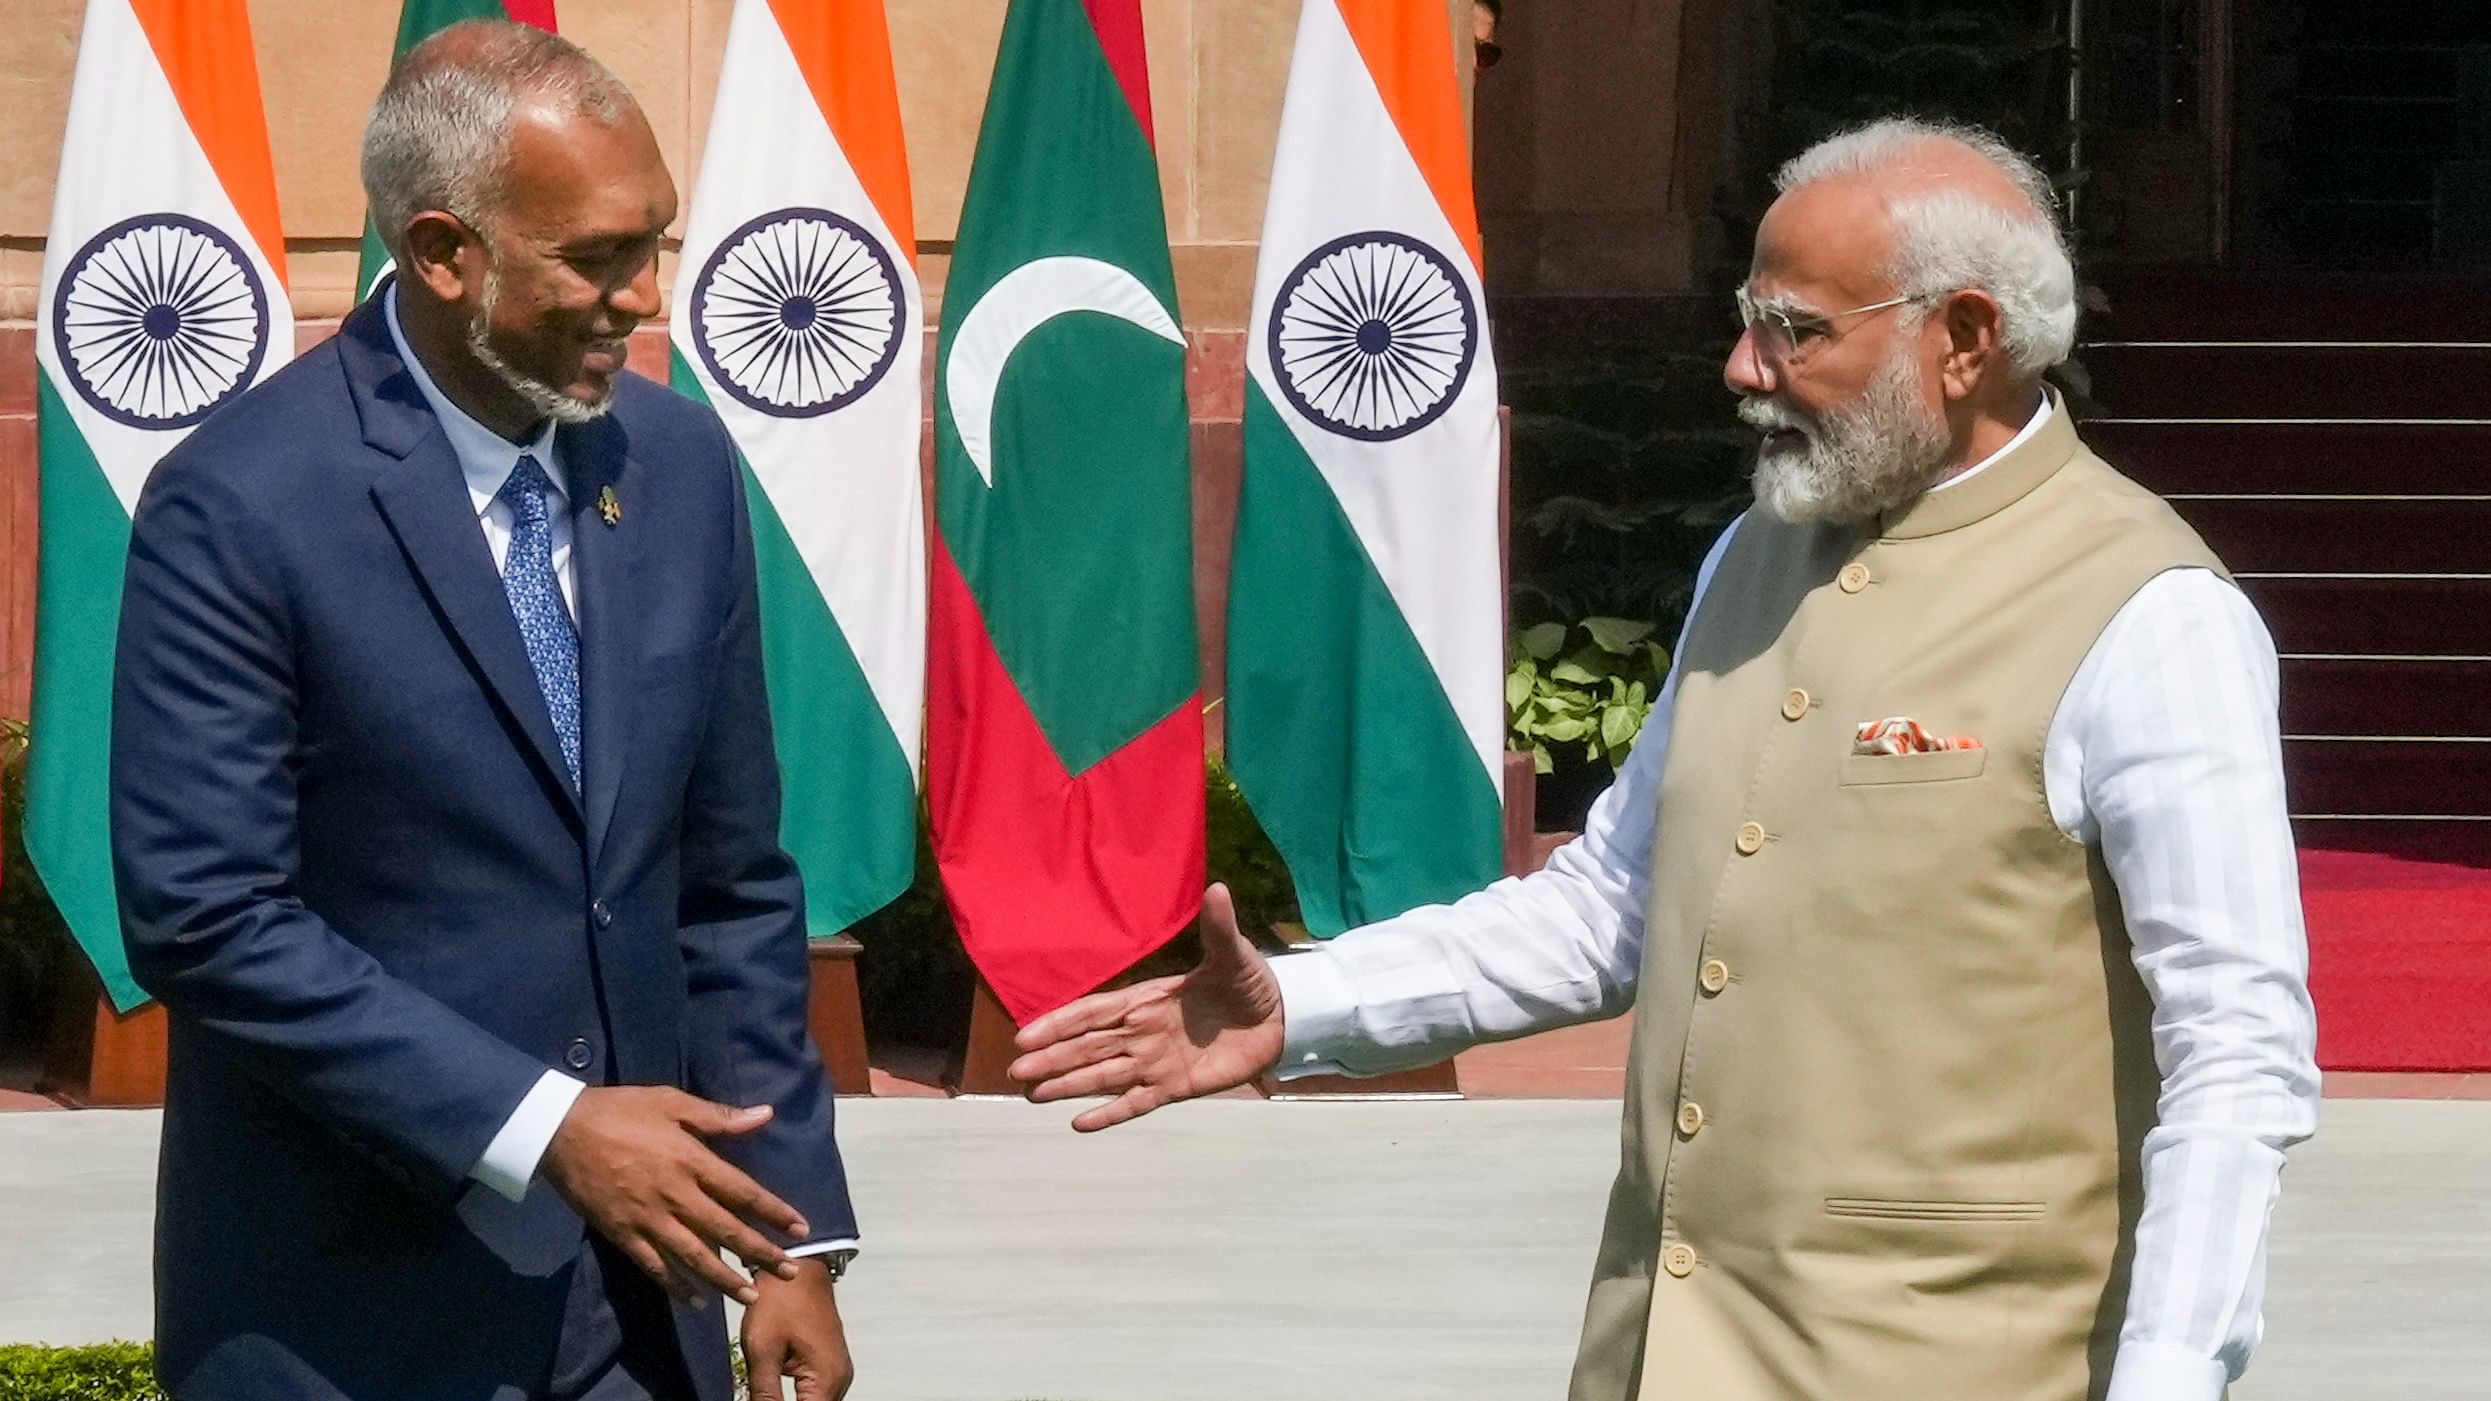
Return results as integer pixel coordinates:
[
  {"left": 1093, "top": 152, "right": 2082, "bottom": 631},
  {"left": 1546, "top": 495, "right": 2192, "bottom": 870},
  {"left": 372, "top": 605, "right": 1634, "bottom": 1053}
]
[
  {"left": 0, "top": 1342, "right": 164, "bottom": 1401},
  {"left": 1507, "top": 618, "right": 1669, "bottom": 777},
  {"left": 0, "top": 720, "right": 76, "bottom": 1059}
]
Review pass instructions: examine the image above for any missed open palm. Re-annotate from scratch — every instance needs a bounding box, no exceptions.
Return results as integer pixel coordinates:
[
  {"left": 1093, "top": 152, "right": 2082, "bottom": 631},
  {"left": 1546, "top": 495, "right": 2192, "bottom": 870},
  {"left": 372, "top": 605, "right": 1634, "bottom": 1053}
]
[{"left": 1008, "top": 884, "right": 1286, "bottom": 1131}]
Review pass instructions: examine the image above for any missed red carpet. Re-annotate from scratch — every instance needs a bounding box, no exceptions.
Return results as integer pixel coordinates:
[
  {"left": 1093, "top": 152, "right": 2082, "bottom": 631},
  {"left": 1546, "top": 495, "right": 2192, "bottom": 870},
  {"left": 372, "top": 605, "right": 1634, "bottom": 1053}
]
[{"left": 2302, "top": 846, "right": 2491, "bottom": 1071}]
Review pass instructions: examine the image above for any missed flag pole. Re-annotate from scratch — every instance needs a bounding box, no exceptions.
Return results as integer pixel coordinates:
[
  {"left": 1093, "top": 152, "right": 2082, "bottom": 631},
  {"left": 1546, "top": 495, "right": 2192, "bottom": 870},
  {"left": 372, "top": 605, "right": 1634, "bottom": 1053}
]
[{"left": 41, "top": 973, "right": 166, "bottom": 1107}]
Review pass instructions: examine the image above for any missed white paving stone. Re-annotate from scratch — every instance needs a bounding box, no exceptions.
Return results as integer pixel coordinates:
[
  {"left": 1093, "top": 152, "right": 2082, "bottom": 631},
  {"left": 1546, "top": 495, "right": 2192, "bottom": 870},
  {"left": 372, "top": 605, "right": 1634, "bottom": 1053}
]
[{"left": 0, "top": 1096, "right": 2482, "bottom": 1399}]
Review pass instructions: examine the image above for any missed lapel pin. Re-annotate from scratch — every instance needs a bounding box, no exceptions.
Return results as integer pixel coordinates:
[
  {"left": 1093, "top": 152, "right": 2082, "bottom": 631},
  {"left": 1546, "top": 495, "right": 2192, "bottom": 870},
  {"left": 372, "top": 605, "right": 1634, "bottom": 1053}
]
[{"left": 597, "top": 485, "right": 622, "bottom": 528}]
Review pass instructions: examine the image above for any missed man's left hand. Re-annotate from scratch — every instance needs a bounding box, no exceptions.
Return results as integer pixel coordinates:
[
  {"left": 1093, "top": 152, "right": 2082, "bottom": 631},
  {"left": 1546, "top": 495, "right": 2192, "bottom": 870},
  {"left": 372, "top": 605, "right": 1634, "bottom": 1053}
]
[{"left": 740, "top": 1258, "right": 853, "bottom": 1401}]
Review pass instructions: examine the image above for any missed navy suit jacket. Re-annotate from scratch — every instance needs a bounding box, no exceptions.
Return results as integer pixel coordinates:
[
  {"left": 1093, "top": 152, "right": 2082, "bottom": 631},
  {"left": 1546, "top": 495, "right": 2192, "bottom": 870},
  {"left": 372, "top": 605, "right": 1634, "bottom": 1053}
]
[{"left": 110, "top": 294, "right": 855, "bottom": 1401}]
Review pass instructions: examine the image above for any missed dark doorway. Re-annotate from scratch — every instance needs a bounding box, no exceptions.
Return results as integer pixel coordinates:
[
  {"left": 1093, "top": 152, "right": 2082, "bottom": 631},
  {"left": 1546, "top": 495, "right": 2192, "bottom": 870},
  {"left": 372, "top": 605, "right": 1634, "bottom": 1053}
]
[{"left": 2233, "top": 1, "right": 2491, "bottom": 270}]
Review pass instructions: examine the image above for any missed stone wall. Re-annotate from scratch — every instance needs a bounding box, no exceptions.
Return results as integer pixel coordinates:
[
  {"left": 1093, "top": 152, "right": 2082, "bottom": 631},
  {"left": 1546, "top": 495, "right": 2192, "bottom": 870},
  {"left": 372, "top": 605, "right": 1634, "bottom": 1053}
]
[
  {"left": 0, "top": 0, "right": 1479, "bottom": 720},
  {"left": 1472, "top": 0, "right": 1775, "bottom": 299}
]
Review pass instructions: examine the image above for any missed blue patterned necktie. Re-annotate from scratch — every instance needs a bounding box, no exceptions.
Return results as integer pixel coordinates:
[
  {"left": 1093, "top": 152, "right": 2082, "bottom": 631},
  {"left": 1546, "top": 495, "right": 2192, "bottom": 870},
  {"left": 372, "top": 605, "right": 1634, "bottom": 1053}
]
[{"left": 498, "top": 453, "right": 581, "bottom": 789}]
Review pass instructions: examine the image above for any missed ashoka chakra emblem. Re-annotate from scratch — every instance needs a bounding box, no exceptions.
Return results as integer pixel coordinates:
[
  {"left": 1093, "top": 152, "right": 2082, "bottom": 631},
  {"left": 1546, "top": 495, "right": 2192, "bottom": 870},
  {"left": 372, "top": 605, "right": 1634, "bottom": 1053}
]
[
  {"left": 1267, "top": 230, "right": 1478, "bottom": 442},
  {"left": 52, "top": 214, "right": 270, "bottom": 430},
  {"left": 691, "top": 207, "right": 906, "bottom": 419}
]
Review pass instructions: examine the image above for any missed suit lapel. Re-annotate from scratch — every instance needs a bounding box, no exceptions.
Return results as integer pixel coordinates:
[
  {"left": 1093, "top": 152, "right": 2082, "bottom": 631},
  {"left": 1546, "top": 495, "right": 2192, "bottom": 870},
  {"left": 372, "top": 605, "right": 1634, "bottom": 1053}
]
[
  {"left": 564, "top": 414, "right": 639, "bottom": 871},
  {"left": 344, "top": 294, "right": 584, "bottom": 822}
]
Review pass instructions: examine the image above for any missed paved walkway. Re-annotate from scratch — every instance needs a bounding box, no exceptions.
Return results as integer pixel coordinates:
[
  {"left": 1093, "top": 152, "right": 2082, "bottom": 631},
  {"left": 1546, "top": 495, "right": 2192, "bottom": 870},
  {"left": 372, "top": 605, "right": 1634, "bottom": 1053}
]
[{"left": 2, "top": 1098, "right": 2483, "bottom": 1399}]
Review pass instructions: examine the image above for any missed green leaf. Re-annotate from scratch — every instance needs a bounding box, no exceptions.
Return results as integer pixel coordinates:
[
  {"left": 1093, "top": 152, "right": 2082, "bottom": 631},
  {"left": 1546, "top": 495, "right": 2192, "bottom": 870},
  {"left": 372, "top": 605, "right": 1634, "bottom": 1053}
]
[
  {"left": 1549, "top": 660, "right": 1601, "bottom": 685},
  {"left": 1505, "top": 669, "right": 1534, "bottom": 712},
  {"left": 1521, "top": 622, "right": 1569, "bottom": 661},
  {"left": 1600, "top": 705, "right": 1642, "bottom": 753},
  {"left": 1543, "top": 716, "right": 1593, "bottom": 742},
  {"left": 1582, "top": 617, "right": 1657, "bottom": 653},
  {"left": 1532, "top": 743, "right": 1554, "bottom": 775}
]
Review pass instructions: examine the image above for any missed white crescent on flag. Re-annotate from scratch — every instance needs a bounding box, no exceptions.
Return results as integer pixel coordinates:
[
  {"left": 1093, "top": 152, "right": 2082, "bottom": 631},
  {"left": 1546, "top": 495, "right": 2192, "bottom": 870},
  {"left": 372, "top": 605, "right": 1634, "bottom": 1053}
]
[{"left": 945, "top": 254, "right": 1185, "bottom": 485}]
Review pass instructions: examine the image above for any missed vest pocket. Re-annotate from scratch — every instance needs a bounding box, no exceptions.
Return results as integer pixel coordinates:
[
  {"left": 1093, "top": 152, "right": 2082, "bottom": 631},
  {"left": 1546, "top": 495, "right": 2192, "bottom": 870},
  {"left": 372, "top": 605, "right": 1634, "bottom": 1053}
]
[
  {"left": 1838, "top": 748, "right": 1989, "bottom": 786},
  {"left": 1823, "top": 1197, "right": 2044, "bottom": 1222}
]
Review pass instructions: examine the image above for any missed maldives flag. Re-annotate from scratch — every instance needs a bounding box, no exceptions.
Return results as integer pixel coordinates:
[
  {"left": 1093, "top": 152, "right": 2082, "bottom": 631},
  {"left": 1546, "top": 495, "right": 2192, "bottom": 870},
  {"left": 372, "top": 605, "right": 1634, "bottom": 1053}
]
[
  {"left": 30, "top": 0, "right": 294, "bottom": 1009},
  {"left": 928, "top": 0, "right": 1203, "bottom": 1024},
  {"left": 354, "top": 0, "right": 558, "bottom": 300},
  {"left": 1228, "top": 0, "right": 1504, "bottom": 935}
]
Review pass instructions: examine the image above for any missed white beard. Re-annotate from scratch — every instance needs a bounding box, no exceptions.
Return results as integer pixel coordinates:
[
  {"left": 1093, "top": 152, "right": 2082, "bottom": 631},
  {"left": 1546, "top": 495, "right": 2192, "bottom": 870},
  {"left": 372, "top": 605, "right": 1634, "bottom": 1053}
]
[
  {"left": 1739, "top": 348, "right": 1954, "bottom": 526},
  {"left": 465, "top": 262, "right": 620, "bottom": 427}
]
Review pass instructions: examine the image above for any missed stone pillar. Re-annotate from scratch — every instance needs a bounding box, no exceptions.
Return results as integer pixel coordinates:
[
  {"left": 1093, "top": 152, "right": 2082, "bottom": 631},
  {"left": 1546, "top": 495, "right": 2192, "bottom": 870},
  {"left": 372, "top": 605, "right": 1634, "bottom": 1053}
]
[{"left": 1473, "top": 0, "right": 1777, "bottom": 300}]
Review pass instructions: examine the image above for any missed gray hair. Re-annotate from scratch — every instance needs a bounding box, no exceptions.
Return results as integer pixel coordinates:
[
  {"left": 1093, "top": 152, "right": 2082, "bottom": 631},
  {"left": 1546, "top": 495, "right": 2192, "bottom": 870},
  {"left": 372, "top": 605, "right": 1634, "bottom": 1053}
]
[
  {"left": 360, "top": 20, "right": 633, "bottom": 265},
  {"left": 1774, "top": 117, "right": 2078, "bottom": 376}
]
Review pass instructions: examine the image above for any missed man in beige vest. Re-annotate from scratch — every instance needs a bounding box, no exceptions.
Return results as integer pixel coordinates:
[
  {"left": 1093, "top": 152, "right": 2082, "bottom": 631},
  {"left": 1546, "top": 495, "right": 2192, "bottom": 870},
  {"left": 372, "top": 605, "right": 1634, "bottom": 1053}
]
[{"left": 1011, "top": 118, "right": 2320, "bottom": 1401}]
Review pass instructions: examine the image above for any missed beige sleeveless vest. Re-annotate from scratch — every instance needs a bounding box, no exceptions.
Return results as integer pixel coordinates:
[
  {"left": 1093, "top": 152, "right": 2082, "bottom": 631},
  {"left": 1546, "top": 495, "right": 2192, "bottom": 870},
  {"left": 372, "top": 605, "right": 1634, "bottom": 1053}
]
[{"left": 1568, "top": 408, "right": 2226, "bottom": 1401}]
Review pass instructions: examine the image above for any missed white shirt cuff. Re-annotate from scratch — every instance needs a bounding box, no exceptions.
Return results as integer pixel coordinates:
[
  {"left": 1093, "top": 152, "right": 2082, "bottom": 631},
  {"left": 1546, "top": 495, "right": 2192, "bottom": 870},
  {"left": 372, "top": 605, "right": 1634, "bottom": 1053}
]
[
  {"left": 786, "top": 1237, "right": 861, "bottom": 1261},
  {"left": 2103, "top": 1340, "right": 2232, "bottom": 1401},
  {"left": 469, "top": 1070, "right": 587, "bottom": 1203},
  {"left": 1269, "top": 948, "right": 1362, "bottom": 1079}
]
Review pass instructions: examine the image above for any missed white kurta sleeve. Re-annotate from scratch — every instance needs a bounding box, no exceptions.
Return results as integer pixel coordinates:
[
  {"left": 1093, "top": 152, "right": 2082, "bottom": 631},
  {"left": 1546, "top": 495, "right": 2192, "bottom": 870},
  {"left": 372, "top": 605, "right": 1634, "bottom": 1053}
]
[{"left": 2048, "top": 569, "right": 2322, "bottom": 1400}]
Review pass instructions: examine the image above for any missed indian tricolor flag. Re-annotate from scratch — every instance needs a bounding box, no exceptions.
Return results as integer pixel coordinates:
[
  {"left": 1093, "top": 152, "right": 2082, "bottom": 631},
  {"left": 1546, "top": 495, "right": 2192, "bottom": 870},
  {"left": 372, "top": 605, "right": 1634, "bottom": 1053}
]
[
  {"left": 355, "top": 0, "right": 559, "bottom": 300},
  {"left": 28, "top": 0, "right": 293, "bottom": 1010},
  {"left": 1228, "top": 0, "right": 1504, "bottom": 935},
  {"left": 929, "top": 0, "right": 1203, "bottom": 1022},
  {"left": 670, "top": 0, "right": 924, "bottom": 935}
]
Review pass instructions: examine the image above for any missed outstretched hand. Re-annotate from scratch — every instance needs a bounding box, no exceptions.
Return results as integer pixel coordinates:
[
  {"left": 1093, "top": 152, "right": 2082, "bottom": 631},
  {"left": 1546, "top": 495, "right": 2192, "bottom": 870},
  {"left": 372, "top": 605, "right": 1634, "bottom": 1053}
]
[{"left": 1008, "top": 884, "right": 1286, "bottom": 1131}]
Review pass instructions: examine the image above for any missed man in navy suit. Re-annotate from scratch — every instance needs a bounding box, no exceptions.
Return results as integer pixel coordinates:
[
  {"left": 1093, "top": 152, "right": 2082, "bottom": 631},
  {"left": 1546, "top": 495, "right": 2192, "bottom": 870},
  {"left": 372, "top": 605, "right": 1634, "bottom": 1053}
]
[{"left": 110, "top": 23, "right": 857, "bottom": 1400}]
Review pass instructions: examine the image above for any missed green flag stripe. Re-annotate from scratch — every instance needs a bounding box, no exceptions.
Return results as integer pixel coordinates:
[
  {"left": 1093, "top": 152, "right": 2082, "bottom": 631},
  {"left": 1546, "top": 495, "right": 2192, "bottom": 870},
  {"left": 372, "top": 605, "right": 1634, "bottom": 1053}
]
[
  {"left": 1227, "top": 381, "right": 1503, "bottom": 935},
  {"left": 26, "top": 371, "right": 144, "bottom": 1010},
  {"left": 672, "top": 354, "right": 916, "bottom": 934}
]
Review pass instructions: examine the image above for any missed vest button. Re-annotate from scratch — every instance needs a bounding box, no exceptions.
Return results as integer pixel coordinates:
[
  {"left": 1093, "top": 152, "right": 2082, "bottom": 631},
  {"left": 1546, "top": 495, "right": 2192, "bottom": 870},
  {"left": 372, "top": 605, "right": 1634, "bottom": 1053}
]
[
  {"left": 1676, "top": 1101, "right": 1706, "bottom": 1136},
  {"left": 565, "top": 1039, "right": 593, "bottom": 1071},
  {"left": 1839, "top": 562, "right": 1871, "bottom": 593},
  {"left": 1663, "top": 1242, "right": 1698, "bottom": 1278},
  {"left": 1699, "top": 959, "right": 1731, "bottom": 994},
  {"left": 1734, "top": 821, "right": 1766, "bottom": 855},
  {"left": 1781, "top": 688, "right": 1810, "bottom": 721}
]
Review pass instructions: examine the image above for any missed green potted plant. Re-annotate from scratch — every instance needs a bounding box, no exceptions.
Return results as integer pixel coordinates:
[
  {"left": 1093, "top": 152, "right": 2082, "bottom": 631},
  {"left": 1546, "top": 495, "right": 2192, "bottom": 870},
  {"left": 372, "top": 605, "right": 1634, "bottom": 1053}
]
[{"left": 1507, "top": 618, "right": 1670, "bottom": 830}]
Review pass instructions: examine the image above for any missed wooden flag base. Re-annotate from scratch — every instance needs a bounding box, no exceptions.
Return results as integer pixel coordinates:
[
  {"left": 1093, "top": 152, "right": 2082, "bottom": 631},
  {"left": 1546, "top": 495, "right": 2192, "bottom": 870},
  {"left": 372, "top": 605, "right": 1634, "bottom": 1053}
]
[
  {"left": 805, "top": 935, "right": 873, "bottom": 1097},
  {"left": 947, "top": 978, "right": 1023, "bottom": 1097},
  {"left": 1250, "top": 752, "right": 1542, "bottom": 1101},
  {"left": 40, "top": 962, "right": 167, "bottom": 1107},
  {"left": 34, "top": 939, "right": 872, "bottom": 1109}
]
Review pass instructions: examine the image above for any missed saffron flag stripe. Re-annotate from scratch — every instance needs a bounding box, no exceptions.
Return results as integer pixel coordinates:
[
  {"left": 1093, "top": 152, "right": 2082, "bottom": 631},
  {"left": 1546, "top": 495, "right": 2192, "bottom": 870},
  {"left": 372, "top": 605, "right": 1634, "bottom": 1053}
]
[
  {"left": 1331, "top": 0, "right": 1483, "bottom": 268},
  {"left": 764, "top": 0, "right": 914, "bottom": 252}
]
